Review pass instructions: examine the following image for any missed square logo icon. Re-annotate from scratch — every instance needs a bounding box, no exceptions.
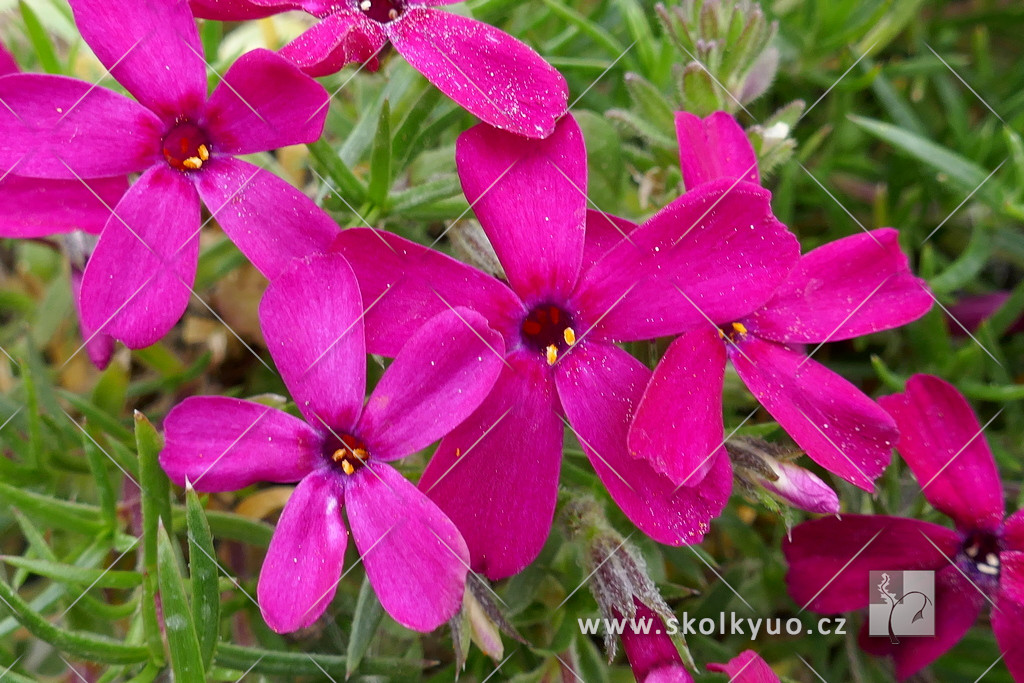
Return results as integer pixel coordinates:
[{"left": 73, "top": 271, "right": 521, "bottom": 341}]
[{"left": 868, "top": 570, "right": 935, "bottom": 639}]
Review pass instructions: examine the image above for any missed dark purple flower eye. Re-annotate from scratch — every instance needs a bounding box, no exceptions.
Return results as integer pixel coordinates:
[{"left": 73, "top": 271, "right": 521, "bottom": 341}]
[
  {"left": 326, "top": 433, "right": 370, "bottom": 475},
  {"left": 521, "top": 303, "right": 576, "bottom": 365},
  {"left": 358, "top": 0, "right": 404, "bottom": 23},
  {"left": 161, "top": 120, "right": 211, "bottom": 171}
]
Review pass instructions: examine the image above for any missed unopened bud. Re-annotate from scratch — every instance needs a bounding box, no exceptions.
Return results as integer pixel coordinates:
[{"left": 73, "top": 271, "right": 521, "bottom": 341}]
[{"left": 728, "top": 436, "right": 839, "bottom": 514}]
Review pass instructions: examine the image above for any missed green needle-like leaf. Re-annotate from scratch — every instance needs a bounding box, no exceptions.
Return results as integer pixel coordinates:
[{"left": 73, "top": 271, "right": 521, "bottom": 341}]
[
  {"left": 156, "top": 523, "right": 206, "bottom": 681},
  {"left": 185, "top": 484, "right": 220, "bottom": 669}
]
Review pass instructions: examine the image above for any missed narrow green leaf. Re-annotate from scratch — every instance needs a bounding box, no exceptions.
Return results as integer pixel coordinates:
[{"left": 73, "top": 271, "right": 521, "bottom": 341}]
[
  {"left": 136, "top": 411, "right": 172, "bottom": 561},
  {"left": 615, "top": 0, "right": 657, "bottom": 76},
  {"left": 19, "top": 354, "right": 43, "bottom": 469},
  {"left": 170, "top": 507, "right": 274, "bottom": 547},
  {"left": 19, "top": 1, "right": 61, "bottom": 74},
  {"left": 393, "top": 86, "right": 443, "bottom": 167},
  {"left": 929, "top": 226, "right": 994, "bottom": 294},
  {"left": 82, "top": 430, "right": 119, "bottom": 528},
  {"left": 388, "top": 175, "right": 462, "bottom": 213},
  {"left": 308, "top": 139, "right": 367, "bottom": 205},
  {"left": 0, "top": 576, "right": 149, "bottom": 664},
  {"left": 0, "top": 556, "right": 142, "bottom": 589},
  {"left": 58, "top": 389, "right": 133, "bottom": 443},
  {"left": 214, "top": 643, "right": 425, "bottom": 678},
  {"left": 0, "top": 480, "right": 105, "bottom": 535},
  {"left": 539, "top": 0, "right": 628, "bottom": 62},
  {"left": 186, "top": 484, "right": 220, "bottom": 669},
  {"left": 157, "top": 523, "right": 206, "bottom": 681},
  {"left": 848, "top": 115, "right": 995, "bottom": 199},
  {"left": 368, "top": 99, "right": 392, "bottom": 207},
  {"left": 346, "top": 576, "right": 385, "bottom": 678}
]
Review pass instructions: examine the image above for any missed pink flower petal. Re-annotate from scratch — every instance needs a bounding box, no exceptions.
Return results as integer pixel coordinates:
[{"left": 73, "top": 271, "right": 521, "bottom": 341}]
[
  {"left": 1005, "top": 510, "right": 1024, "bottom": 552},
  {"left": 646, "top": 666, "right": 694, "bottom": 683},
  {"left": 203, "top": 49, "right": 329, "bottom": 155},
  {"left": 0, "top": 44, "right": 17, "bottom": 74},
  {"left": 160, "top": 396, "right": 322, "bottom": 492},
  {"left": 675, "top": 111, "right": 759, "bottom": 189},
  {"left": 388, "top": 8, "right": 567, "bottom": 138},
  {"left": 760, "top": 460, "right": 839, "bottom": 514},
  {"left": 556, "top": 342, "right": 732, "bottom": 545},
  {"left": 418, "top": 351, "right": 562, "bottom": 579},
  {"left": 878, "top": 375, "right": 1004, "bottom": 531},
  {"left": 456, "top": 116, "right": 585, "bottom": 301},
  {"left": 618, "top": 602, "right": 688, "bottom": 682},
  {"left": 582, "top": 210, "right": 636, "bottom": 270},
  {"left": 748, "top": 229, "right": 933, "bottom": 344},
  {"left": 574, "top": 180, "right": 798, "bottom": 341},
  {"left": 331, "top": 228, "right": 524, "bottom": 356},
  {"left": 782, "top": 515, "right": 958, "bottom": 613},
  {"left": 1001, "top": 551, "right": 1024, "bottom": 605},
  {"left": 706, "top": 650, "right": 779, "bottom": 682},
  {"left": 629, "top": 327, "right": 725, "bottom": 487},
  {"left": 259, "top": 252, "right": 366, "bottom": 432},
  {"left": 346, "top": 462, "right": 469, "bottom": 631},
  {"left": 859, "top": 566, "right": 984, "bottom": 681},
  {"left": 69, "top": 0, "right": 206, "bottom": 122},
  {"left": 257, "top": 469, "right": 347, "bottom": 633},
  {"left": 0, "top": 176, "right": 127, "bottom": 237},
  {"left": 70, "top": 264, "right": 115, "bottom": 370},
  {"left": 79, "top": 165, "right": 200, "bottom": 348},
  {"left": 993, "top": 587, "right": 1024, "bottom": 682},
  {"left": 196, "top": 158, "right": 339, "bottom": 280},
  {"left": 0, "top": 75, "right": 162, "bottom": 179},
  {"left": 280, "top": 13, "right": 386, "bottom": 77},
  {"left": 730, "top": 337, "right": 895, "bottom": 491},
  {"left": 358, "top": 307, "right": 504, "bottom": 460},
  {"left": 189, "top": 0, "right": 305, "bottom": 20}
]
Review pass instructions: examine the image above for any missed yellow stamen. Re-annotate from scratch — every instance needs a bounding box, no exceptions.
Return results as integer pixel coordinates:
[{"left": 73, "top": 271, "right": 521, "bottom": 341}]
[
  {"left": 545, "top": 344, "right": 558, "bottom": 366},
  {"left": 182, "top": 156, "right": 203, "bottom": 170},
  {"left": 331, "top": 448, "right": 346, "bottom": 463},
  {"left": 731, "top": 322, "right": 748, "bottom": 335},
  {"left": 455, "top": 448, "right": 462, "bottom": 457},
  {"left": 197, "top": 144, "right": 210, "bottom": 161},
  {"left": 718, "top": 328, "right": 726, "bottom": 339},
  {"left": 341, "top": 460, "right": 355, "bottom": 475},
  {"left": 388, "top": 8, "right": 398, "bottom": 19},
  {"left": 563, "top": 327, "right": 576, "bottom": 346}
]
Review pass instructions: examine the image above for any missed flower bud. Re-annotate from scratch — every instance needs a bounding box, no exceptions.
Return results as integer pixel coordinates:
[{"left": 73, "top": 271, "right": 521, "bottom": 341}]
[{"left": 728, "top": 436, "right": 840, "bottom": 514}]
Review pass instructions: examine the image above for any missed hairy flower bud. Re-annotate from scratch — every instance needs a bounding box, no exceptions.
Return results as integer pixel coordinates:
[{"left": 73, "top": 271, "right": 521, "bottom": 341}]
[{"left": 728, "top": 436, "right": 840, "bottom": 514}]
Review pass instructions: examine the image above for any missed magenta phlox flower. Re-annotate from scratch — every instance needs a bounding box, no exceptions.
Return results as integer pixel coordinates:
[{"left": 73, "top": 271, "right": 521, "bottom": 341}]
[
  {"left": 189, "top": 0, "right": 568, "bottom": 138},
  {"left": 159, "top": 252, "right": 504, "bottom": 632},
  {"left": 0, "top": 0, "right": 339, "bottom": 349},
  {"left": 332, "top": 114, "right": 798, "bottom": 578},
  {"left": 706, "top": 650, "right": 779, "bottom": 682},
  {"left": 628, "top": 111, "right": 933, "bottom": 491},
  {"left": 784, "top": 375, "right": 1024, "bottom": 681}
]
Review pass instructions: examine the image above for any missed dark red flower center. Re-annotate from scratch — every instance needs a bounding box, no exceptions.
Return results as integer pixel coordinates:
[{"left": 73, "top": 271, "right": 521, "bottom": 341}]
[
  {"left": 719, "top": 321, "right": 749, "bottom": 343},
  {"left": 162, "top": 120, "right": 211, "bottom": 172},
  {"left": 521, "top": 304, "right": 577, "bottom": 365},
  {"left": 325, "top": 433, "right": 370, "bottom": 476},
  {"left": 358, "top": 0, "right": 405, "bottom": 22},
  {"left": 960, "top": 530, "right": 1001, "bottom": 582}
]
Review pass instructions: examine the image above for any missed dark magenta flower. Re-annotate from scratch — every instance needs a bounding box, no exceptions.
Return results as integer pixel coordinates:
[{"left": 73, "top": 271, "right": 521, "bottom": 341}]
[
  {"left": 629, "top": 111, "right": 933, "bottom": 491},
  {"left": 706, "top": 651, "right": 779, "bottom": 682},
  {"left": 160, "top": 252, "right": 504, "bottom": 632},
  {"left": 333, "top": 114, "right": 798, "bottom": 578},
  {"left": 784, "top": 375, "right": 1024, "bottom": 681},
  {"left": 189, "top": 0, "right": 568, "bottom": 138},
  {"left": 0, "top": 0, "right": 338, "bottom": 349}
]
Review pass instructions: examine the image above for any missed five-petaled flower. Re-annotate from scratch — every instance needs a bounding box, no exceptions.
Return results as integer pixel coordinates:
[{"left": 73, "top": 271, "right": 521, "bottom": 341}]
[
  {"left": 189, "top": 0, "right": 568, "bottom": 138},
  {"left": 159, "top": 251, "right": 504, "bottom": 632},
  {"left": 333, "top": 114, "right": 799, "bottom": 579},
  {"left": 0, "top": 0, "right": 339, "bottom": 350},
  {"left": 784, "top": 375, "right": 1024, "bottom": 681},
  {"left": 628, "top": 111, "right": 933, "bottom": 492}
]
